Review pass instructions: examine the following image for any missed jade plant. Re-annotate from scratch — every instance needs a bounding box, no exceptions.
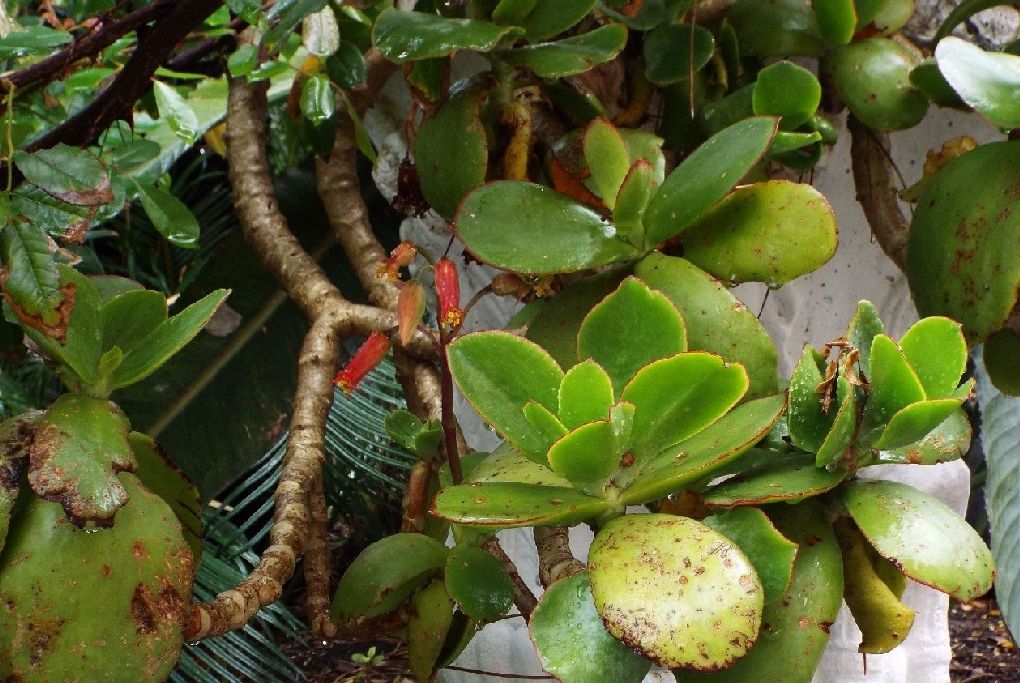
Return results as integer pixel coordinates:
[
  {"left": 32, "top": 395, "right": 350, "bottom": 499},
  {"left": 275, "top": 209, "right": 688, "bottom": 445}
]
[{"left": 0, "top": 263, "right": 225, "bottom": 679}]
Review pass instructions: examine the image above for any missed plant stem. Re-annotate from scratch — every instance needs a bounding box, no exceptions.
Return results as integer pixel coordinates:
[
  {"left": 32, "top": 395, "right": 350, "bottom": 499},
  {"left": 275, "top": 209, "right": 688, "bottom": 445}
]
[{"left": 438, "top": 330, "right": 463, "bottom": 484}]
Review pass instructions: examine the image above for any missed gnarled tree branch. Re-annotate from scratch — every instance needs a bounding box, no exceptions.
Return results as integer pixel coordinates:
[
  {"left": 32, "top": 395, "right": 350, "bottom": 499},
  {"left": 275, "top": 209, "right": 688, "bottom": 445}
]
[
  {"left": 534, "top": 526, "right": 584, "bottom": 588},
  {"left": 848, "top": 114, "right": 909, "bottom": 270}
]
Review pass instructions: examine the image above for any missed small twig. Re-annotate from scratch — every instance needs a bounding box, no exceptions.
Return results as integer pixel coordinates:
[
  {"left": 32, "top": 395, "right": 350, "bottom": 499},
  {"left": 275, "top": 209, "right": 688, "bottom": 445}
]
[
  {"left": 437, "top": 333, "right": 463, "bottom": 483},
  {"left": 444, "top": 665, "right": 554, "bottom": 679}
]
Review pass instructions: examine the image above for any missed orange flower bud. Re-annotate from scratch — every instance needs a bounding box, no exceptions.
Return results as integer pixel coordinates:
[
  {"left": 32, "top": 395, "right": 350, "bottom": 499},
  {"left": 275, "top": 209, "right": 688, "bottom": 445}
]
[
  {"left": 397, "top": 281, "right": 426, "bottom": 346},
  {"left": 435, "top": 258, "right": 463, "bottom": 331},
  {"left": 376, "top": 241, "right": 418, "bottom": 282},
  {"left": 334, "top": 332, "right": 390, "bottom": 396}
]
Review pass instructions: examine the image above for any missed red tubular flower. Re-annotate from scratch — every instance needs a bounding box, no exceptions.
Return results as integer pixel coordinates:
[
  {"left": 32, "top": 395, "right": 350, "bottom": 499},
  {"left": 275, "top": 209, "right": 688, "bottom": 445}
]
[
  {"left": 376, "top": 241, "right": 418, "bottom": 282},
  {"left": 397, "top": 281, "right": 426, "bottom": 346},
  {"left": 334, "top": 332, "right": 391, "bottom": 396},
  {"left": 435, "top": 258, "right": 463, "bottom": 331}
]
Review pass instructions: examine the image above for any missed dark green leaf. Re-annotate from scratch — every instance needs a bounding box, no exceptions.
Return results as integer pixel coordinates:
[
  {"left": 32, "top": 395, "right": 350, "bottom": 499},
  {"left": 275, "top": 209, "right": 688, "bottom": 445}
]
[
  {"left": 372, "top": 9, "right": 519, "bottom": 62},
  {"left": 703, "top": 452, "right": 846, "bottom": 507},
  {"left": 299, "top": 73, "right": 336, "bottom": 123},
  {"left": 444, "top": 545, "right": 513, "bottom": 622},
  {"left": 643, "top": 23, "right": 714, "bottom": 85},
  {"left": 705, "top": 507, "right": 798, "bottom": 604},
  {"left": 134, "top": 183, "right": 201, "bottom": 248},
  {"left": 416, "top": 87, "right": 488, "bottom": 220},
  {"left": 101, "top": 290, "right": 168, "bottom": 355},
  {"left": 13, "top": 144, "right": 111, "bottom": 206},
  {"left": 752, "top": 60, "right": 821, "bottom": 129},
  {"left": 504, "top": 24, "right": 628, "bottom": 78},
  {"left": 985, "top": 329, "right": 1020, "bottom": 395},
  {"left": 263, "top": 0, "right": 329, "bottom": 50},
  {"left": 130, "top": 431, "right": 202, "bottom": 559},
  {"left": 153, "top": 81, "right": 200, "bottom": 144},
  {"left": 516, "top": 0, "right": 597, "bottom": 40},
  {"left": 326, "top": 42, "right": 369, "bottom": 89},
  {"left": 0, "top": 219, "right": 62, "bottom": 322},
  {"left": 878, "top": 408, "right": 971, "bottom": 465},
  {"left": 727, "top": 0, "right": 824, "bottom": 56},
  {"left": 910, "top": 60, "right": 968, "bottom": 109},
  {"left": 0, "top": 25, "right": 71, "bottom": 57}
]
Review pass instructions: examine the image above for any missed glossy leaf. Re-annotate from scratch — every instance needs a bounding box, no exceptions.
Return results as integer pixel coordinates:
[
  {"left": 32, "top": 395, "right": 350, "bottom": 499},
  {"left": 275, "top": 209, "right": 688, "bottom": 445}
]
[
  {"left": 13, "top": 144, "right": 112, "bottom": 206},
  {"left": 430, "top": 482, "right": 610, "bottom": 527},
  {"left": 447, "top": 331, "right": 563, "bottom": 462},
  {"left": 588, "top": 514, "right": 763, "bottom": 669},
  {"left": 985, "top": 329, "right": 1020, "bottom": 395},
  {"left": 603, "top": 0, "right": 691, "bottom": 30},
  {"left": 787, "top": 346, "right": 832, "bottom": 453},
  {"left": 130, "top": 431, "right": 202, "bottom": 560},
  {"left": 415, "top": 86, "right": 487, "bottom": 220},
  {"left": 643, "top": 117, "right": 778, "bottom": 248},
  {"left": 643, "top": 23, "right": 714, "bottom": 85},
  {"left": 842, "top": 480, "right": 995, "bottom": 600},
  {"left": 100, "top": 290, "right": 167, "bottom": 356},
  {"left": 516, "top": 0, "right": 597, "bottom": 40},
  {"left": 878, "top": 408, "right": 972, "bottom": 465},
  {"left": 492, "top": 0, "right": 538, "bottom": 25},
  {"left": 530, "top": 571, "right": 652, "bottom": 683},
  {"left": 727, "top": 0, "right": 825, "bottom": 56},
  {"left": 826, "top": 38, "right": 927, "bottom": 131},
  {"left": 613, "top": 161, "right": 655, "bottom": 241},
  {"left": 504, "top": 24, "right": 628, "bottom": 78},
  {"left": 134, "top": 183, "right": 200, "bottom": 248},
  {"left": 408, "top": 579, "right": 454, "bottom": 682},
  {"left": 681, "top": 180, "right": 838, "bottom": 287},
  {"left": 523, "top": 400, "right": 568, "bottom": 455},
  {"left": 299, "top": 73, "right": 336, "bottom": 124},
  {"left": 577, "top": 277, "right": 687, "bottom": 393},
  {"left": 622, "top": 352, "right": 748, "bottom": 461},
  {"left": 0, "top": 219, "right": 62, "bottom": 324},
  {"left": 704, "top": 507, "right": 798, "bottom": 604},
  {"left": 153, "top": 80, "right": 200, "bottom": 144},
  {"left": 935, "top": 37, "right": 1020, "bottom": 129},
  {"left": 814, "top": 375, "right": 857, "bottom": 468},
  {"left": 109, "top": 289, "right": 229, "bottom": 390},
  {"left": 583, "top": 117, "right": 631, "bottom": 208},
  {"left": 854, "top": 0, "right": 892, "bottom": 28},
  {"left": 558, "top": 360, "right": 614, "bottom": 429},
  {"left": 637, "top": 253, "right": 780, "bottom": 398},
  {"left": 814, "top": 0, "right": 857, "bottom": 45},
  {"left": 455, "top": 182, "right": 639, "bottom": 274},
  {"left": 372, "top": 9, "right": 519, "bottom": 62},
  {"left": 847, "top": 300, "right": 885, "bottom": 376},
  {"left": 679, "top": 502, "right": 842, "bottom": 682},
  {"left": 752, "top": 60, "right": 821, "bottom": 129},
  {"left": 703, "top": 452, "right": 846, "bottom": 507},
  {"left": 547, "top": 419, "right": 618, "bottom": 491},
  {"left": 834, "top": 517, "right": 916, "bottom": 654},
  {"left": 467, "top": 442, "right": 572, "bottom": 487},
  {"left": 331, "top": 533, "right": 448, "bottom": 619},
  {"left": 910, "top": 60, "right": 968, "bottom": 109},
  {"left": 620, "top": 394, "right": 786, "bottom": 504},
  {"left": 906, "top": 141, "right": 1020, "bottom": 342},
  {"left": 444, "top": 545, "right": 513, "bottom": 622},
  {"left": 865, "top": 334, "right": 925, "bottom": 428},
  {"left": 874, "top": 398, "right": 963, "bottom": 450}
]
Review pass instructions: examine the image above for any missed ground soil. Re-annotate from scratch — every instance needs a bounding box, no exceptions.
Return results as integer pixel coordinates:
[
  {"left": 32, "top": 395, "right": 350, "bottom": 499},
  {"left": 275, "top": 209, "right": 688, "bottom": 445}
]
[{"left": 285, "top": 598, "right": 1018, "bottom": 682}]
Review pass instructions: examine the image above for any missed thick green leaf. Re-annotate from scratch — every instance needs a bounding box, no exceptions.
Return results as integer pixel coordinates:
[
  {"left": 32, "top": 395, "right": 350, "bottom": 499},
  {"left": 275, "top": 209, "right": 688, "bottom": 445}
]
[
  {"left": 752, "top": 60, "right": 821, "bottom": 130},
  {"left": 815, "top": 375, "right": 858, "bottom": 468},
  {"left": 907, "top": 141, "right": 1020, "bottom": 342},
  {"left": 13, "top": 144, "right": 112, "bottom": 206},
  {"left": 935, "top": 36, "right": 1020, "bottom": 128},
  {"left": 547, "top": 419, "right": 618, "bottom": 491},
  {"left": 878, "top": 408, "right": 972, "bottom": 465},
  {"left": 0, "top": 219, "right": 62, "bottom": 322},
  {"left": 643, "top": 117, "right": 778, "bottom": 248},
  {"left": 134, "top": 183, "right": 200, "bottom": 248},
  {"left": 787, "top": 346, "right": 832, "bottom": 453},
  {"left": 854, "top": 0, "right": 892, "bottom": 28},
  {"left": 523, "top": 268, "right": 627, "bottom": 367},
  {"left": 558, "top": 360, "right": 614, "bottom": 428},
  {"left": 332, "top": 533, "right": 448, "bottom": 619},
  {"left": 455, "top": 182, "right": 640, "bottom": 274},
  {"left": 516, "top": 0, "right": 597, "bottom": 40},
  {"left": 504, "top": 24, "right": 628, "bottom": 78},
  {"left": 727, "top": 0, "right": 824, "bottom": 56},
  {"left": 109, "top": 289, "right": 229, "bottom": 391},
  {"left": 677, "top": 502, "right": 843, "bottom": 683},
  {"left": 299, "top": 73, "right": 336, "bottom": 123},
  {"left": 621, "top": 393, "right": 785, "bottom": 504},
  {"left": 814, "top": 0, "right": 857, "bottom": 45},
  {"left": 583, "top": 117, "right": 631, "bottom": 208},
  {"left": 847, "top": 299, "right": 885, "bottom": 376},
  {"left": 826, "top": 38, "right": 927, "bottom": 131},
  {"left": 589, "top": 514, "right": 763, "bottom": 669},
  {"left": 0, "top": 25, "right": 71, "bottom": 56},
  {"left": 415, "top": 87, "right": 487, "bottom": 220},
  {"left": 976, "top": 358, "right": 1020, "bottom": 636},
  {"left": 613, "top": 161, "right": 655, "bottom": 241},
  {"left": 523, "top": 400, "right": 569, "bottom": 454},
  {"left": 492, "top": 0, "right": 538, "bottom": 25},
  {"left": 408, "top": 579, "right": 454, "bottom": 682},
  {"left": 577, "top": 277, "right": 687, "bottom": 393},
  {"left": 873, "top": 398, "right": 963, "bottom": 450},
  {"left": 467, "top": 442, "right": 572, "bottom": 486},
  {"left": 448, "top": 331, "right": 564, "bottom": 462},
  {"left": 682, "top": 180, "right": 837, "bottom": 287},
  {"left": 326, "top": 42, "right": 369, "bottom": 89},
  {"left": 643, "top": 23, "right": 714, "bottom": 85},
  {"left": 444, "top": 545, "right": 513, "bottom": 622},
  {"left": 704, "top": 507, "right": 797, "bottom": 604},
  {"left": 703, "top": 452, "right": 846, "bottom": 507},
  {"left": 129, "top": 431, "right": 202, "bottom": 560},
  {"left": 531, "top": 571, "right": 652, "bottom": 683},
  {"left": 985, "top": 329, "right": 1020, "bottom": 395},
  {"left": 910, "top": 60, "right": 968, "bottom": 109},
  {"left": 27, "top": 395, "right": 135, "bottom": 525},
  {"left": 372, "top": 9, "right": 519, "bottom": 62},
  {"left": 842, "top": 480, "right": 995, "bottom": 600},
  {"left": 635, "top": 253, "right": 779, "bottom": 398},
  {"left": 153, "top": 80, "right": 200, "bottom": 144},
  {"left": 101, "top": 290, "right": 167, "bottom": 357},
  {"left": 430, "top": 482, "right": 610, "bottom": 527},
  {"left": 622, "top": 352, "right": 748, "bottom": 461},
  {"left": 865, "top": 334, "right": 925, "bottom": 428}
]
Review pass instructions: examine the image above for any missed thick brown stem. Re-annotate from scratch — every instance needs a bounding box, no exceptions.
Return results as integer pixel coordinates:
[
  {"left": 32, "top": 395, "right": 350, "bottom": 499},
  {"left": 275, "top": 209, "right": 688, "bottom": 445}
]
[
  {"left": 304, "top": 474, "right": 335, "bottom": 637},
  {"left": 848, "top": 115, "right": 909, "bottom": 270},
  {"left": 534, "top": 526, "right": 584, "bottom": 588}
]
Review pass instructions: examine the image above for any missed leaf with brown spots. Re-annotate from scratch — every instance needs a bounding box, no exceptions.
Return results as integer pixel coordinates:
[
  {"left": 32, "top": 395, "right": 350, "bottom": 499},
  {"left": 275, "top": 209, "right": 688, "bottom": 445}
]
[
  {"left": 13, "top": 144, "right": 113, "bottom": 207},
  {"left": 28, "top": 394, "right": 136, "bottom": 526}
]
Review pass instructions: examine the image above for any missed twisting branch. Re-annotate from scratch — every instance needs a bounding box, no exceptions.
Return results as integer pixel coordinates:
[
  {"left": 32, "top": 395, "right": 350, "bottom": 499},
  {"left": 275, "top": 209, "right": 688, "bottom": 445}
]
[
  {"left": 303, "top": 474, "right": 335, "bottom": 637},
  {"left": 848, "top": 115, "right": 909, "bottom": 270},
  {"left": 534, "top": 526, "right": 584, "bottom": 588}
]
